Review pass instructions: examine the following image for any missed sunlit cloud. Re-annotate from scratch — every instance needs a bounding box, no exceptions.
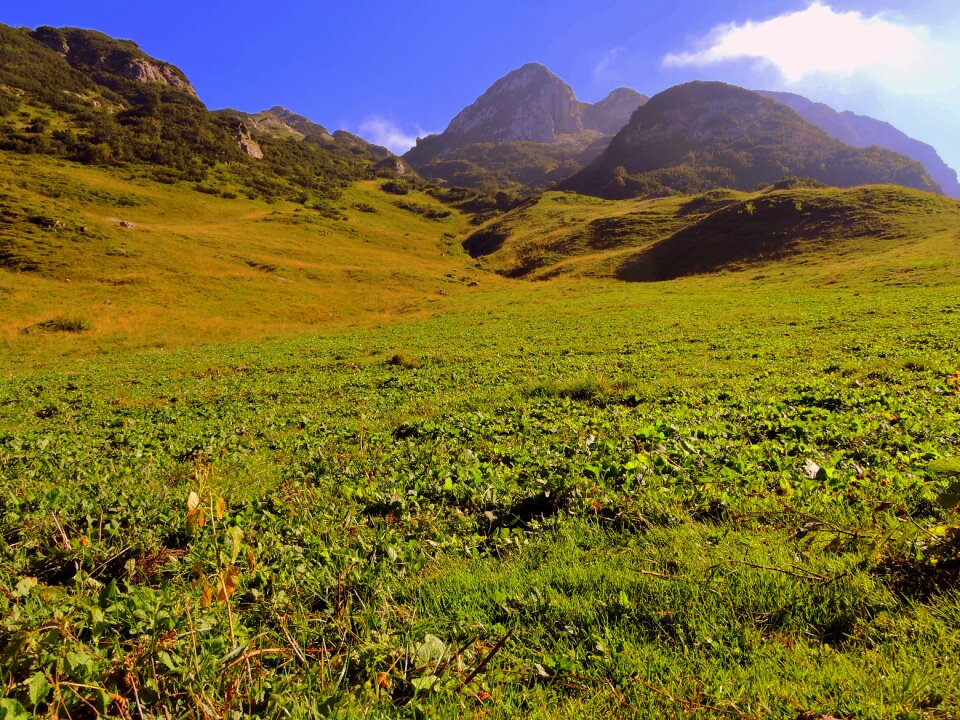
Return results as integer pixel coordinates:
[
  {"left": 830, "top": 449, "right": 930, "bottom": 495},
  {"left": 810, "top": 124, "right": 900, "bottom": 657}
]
[
  {"left": 662, "top": 2, "right": 954, "bottom": 90},
  {"left": 357, "top": 116, "right": 429, "bottom": 155},
  {"left": 659, "top": 2, "right": 960, "bottom": 172}
]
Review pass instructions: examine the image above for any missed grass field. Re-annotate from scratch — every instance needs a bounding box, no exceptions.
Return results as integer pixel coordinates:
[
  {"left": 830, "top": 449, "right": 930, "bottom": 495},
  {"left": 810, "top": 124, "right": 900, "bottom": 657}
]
[{"left": 1, "top": 162, "right": 960, "bottom": 718}]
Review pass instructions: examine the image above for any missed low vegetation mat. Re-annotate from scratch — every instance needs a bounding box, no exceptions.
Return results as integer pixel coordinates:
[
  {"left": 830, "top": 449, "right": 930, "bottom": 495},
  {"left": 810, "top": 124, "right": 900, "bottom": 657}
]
[{"left": 1, "top": 278, "right": 959, "bottom": 718}]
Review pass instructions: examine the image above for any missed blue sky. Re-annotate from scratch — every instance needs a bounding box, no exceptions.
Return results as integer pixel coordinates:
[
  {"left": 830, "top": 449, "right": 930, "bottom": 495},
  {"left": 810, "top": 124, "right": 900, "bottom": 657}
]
[{"left": 3, "top": 1, "right": 959, "bottom": 172}]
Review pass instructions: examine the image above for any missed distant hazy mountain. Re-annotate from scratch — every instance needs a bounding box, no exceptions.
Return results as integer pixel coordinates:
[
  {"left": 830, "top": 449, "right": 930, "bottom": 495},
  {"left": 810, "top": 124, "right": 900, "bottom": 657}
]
[
  {"left": 758, "top": 91, "right": 960, "bottom": 199},
  {"left": 560, "top": 82, "right": 940, "bottom": 199},
  {"left": 404, "top": 63, "right": 647, "bottom": 191}
]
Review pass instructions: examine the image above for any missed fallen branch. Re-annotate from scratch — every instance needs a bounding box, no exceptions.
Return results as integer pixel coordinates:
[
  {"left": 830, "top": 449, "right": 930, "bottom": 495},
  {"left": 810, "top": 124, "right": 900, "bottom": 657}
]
[
  {"left": 708, "top": 559, "right": 841, "bottom": 584},
  {"left": 458, "top": 629, "right": 513, "bottom": 692},
  {"left": 225, "top": 647, "right": 292, "bottom": 671},
  {"left": 630, "top": 568, "right": 677, "bottom": 580}
]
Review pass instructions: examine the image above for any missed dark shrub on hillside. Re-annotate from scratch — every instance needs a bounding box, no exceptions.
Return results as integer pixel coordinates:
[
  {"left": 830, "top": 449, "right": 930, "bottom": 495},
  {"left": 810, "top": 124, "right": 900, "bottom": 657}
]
[{"left": 381, "top": 180, "right": 411, "bottom": 195}]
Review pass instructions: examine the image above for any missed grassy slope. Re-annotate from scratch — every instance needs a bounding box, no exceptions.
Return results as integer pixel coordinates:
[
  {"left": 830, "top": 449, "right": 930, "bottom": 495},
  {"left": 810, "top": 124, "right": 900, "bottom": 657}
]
[
  {"left": 465, "top": 191, "right": 722, "bottom": 278},
  {"left": 1, "top": 159, "right": 960, "bottom": 717},
  {"left": 408, "top": 138, "right": 604, "bottom": 193},
  {"left": 468, "top": 187, "right": 960, "bottom": 284},
  {"left": 0, "top": 151, "right": 492, "bottom": 366},
  {"left": 1, "top": 272, "right": 959, "bottom": 718}
]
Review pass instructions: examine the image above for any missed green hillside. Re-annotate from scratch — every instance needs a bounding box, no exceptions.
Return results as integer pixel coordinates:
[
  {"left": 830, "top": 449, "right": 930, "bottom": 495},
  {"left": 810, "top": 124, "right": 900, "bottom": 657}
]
[
  {"left": 561, "top": 82, "right": 941, "bottom": 199},
  {"left": 465, "top": 184, "right": 960, "bottom": 282},
  {"left": 0, "top": 151, "right": 490, "bottom": 363}
]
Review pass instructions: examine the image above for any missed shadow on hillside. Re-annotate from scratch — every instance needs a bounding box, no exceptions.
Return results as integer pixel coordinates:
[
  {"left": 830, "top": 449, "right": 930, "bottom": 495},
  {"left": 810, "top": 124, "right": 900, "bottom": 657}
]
[
  {"left": 617, "top": 192, "right": 896, "bottom": 282},
  {"left": 462, "top": 226, "right": 509, "bottom": 257},
  {"left": 0, "top": 239, "right": 39, "bottom": 272}
]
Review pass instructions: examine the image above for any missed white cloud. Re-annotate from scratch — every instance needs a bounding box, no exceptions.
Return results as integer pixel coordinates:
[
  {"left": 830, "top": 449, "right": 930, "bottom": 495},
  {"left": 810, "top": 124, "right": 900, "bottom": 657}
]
[
  {"left": 659, "top": 2, "right": 960, "bottom": 173},
  {"left": 593, "top": 48, "right": 624, "bottom": 85},
  {"left": 357, "top": 116, "right": 429, "bottom": 155},
  {"left": 662, "top": 2, "right": 951, "bottom": 89}
]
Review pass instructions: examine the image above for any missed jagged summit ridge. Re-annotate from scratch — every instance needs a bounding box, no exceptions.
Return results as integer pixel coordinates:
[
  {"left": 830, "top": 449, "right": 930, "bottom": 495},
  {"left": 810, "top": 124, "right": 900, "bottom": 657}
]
[
  {"left": 437, "top": 63, "right": 648, "bottom": 145},
  {"left": 758, "top": 91, "right": 960, "bottom": 199}
]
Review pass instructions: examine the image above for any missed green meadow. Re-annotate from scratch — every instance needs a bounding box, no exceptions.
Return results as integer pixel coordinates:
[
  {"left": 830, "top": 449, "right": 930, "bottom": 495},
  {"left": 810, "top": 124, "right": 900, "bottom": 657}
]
[{"left": 1, "top": 155, "right": 960, "bottom": 718}]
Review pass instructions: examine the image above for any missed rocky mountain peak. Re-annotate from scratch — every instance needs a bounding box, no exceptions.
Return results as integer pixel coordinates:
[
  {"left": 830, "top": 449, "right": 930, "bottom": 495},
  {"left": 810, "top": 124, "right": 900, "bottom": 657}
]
[
  {"left": 256, "top": 106, "right": 333, "bottom": 140},
  {"left": 445, "top": 63, "right": 583, "bottom": 143},
  {"left": 491, "top": 63, "right": 559, "bottom": 91},
  {"left": 583, "top": 87, "right": 649, "bottom": 135},
  {"left": 403, "top": 64, "right": 648, "bottom": 190}
]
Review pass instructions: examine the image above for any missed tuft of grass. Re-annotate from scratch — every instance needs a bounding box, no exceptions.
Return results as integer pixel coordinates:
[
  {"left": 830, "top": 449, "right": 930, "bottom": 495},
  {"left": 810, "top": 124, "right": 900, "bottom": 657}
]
[
  {"left": 527, "top": 373, "right": 640, "bottom": 405},
  {"left": 902, "top": 357, "right": 931, "bottom": 372},
  {"left": 28, "top": 316, "right": 91, "bottom": 333},
  {"left": 387, "top": 352, "right": 420, "bottom": 369}
]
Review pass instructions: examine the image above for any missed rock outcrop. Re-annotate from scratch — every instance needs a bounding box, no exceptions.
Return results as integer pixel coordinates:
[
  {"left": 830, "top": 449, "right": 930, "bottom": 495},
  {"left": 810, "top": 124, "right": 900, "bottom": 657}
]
[
  {"left": 235, "top": 123, "right": 263, "bottom": 159},
  {"left": 31, "top": 26, "right": 198, "bottom": 97},
  {"left": 375, "top": 157, "right": 409, "bottom": 176}
]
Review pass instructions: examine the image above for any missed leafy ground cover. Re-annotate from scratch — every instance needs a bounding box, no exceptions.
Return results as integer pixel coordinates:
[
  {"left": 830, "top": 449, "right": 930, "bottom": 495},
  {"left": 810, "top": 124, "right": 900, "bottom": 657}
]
[{"left": 1, "top": 272, "right": 959, "bottom": 718}]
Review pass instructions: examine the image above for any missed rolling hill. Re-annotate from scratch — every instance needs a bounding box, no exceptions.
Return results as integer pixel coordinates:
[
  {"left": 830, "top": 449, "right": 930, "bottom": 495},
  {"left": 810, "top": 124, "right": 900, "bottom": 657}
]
[{"left": 465, "top": 182, "right": 960, "bottom": 283}]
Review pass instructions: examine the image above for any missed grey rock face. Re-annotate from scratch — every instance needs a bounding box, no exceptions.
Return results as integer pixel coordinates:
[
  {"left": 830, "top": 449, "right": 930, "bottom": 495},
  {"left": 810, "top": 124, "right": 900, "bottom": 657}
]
[
  {"left": 583, "top": 88, "right": 647, "bottom": 135},
  {"left": 235, "top": 123, "right": 263, "bottom": 159},
  {"left": 442, "top": 64, "right": 647, "bottom": 145},
  {"left": 446, "top": 63, "right": 585, "bottom": 143},
  {"left": 32, "top": 26, "right": 198, "bottom": 98}
]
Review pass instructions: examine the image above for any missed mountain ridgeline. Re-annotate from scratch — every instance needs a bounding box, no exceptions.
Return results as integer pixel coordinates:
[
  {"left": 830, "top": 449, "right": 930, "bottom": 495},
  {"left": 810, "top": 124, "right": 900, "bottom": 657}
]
[
  {"left": 1, "top": 20, "right": 957, "bottom": 265},
  {"left": 0, "top": 23, "right": 404, "bottom": 206},
  {"left": 758, "top": 91, "right": 960, "bottom": 199},
  {"left": 404, "top": 63, "right": 648, "bottom": 191},
  {"left": 559, "top": 82, "right": 941, "bottom": 199}
]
